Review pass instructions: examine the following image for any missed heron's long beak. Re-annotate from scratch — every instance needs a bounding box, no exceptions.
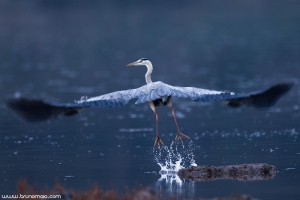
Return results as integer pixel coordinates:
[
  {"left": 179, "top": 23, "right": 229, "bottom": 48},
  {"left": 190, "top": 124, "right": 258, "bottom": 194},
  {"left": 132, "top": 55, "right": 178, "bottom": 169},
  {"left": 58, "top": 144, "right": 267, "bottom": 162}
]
[{"left": 126, "top": 61, "right": 138, "bottom": 66}]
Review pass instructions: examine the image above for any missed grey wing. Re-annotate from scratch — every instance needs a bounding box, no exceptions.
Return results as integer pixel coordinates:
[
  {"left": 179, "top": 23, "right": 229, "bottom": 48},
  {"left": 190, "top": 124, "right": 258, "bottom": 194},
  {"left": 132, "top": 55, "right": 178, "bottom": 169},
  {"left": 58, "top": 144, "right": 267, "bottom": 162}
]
[
  {"left": 74, "top": 84, "right": 157, "bottom": 107},
  {"left": 169, "top": 82, "right": 293, "bottom": 108},
  {"left": 169, "top": 85, "right": 236, "bottom": 102},
  {"left": 6, "top": 87, "right": 148, "bottom": 122}
]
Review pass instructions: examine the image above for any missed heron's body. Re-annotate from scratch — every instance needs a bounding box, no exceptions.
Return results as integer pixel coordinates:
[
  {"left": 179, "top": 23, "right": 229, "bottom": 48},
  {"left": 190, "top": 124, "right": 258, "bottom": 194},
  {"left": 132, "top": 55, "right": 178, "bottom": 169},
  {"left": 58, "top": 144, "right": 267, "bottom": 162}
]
[
  {"left": 152, "top": 96, "right": 171, "bottom": 107},
  {"left": 6, "top": 58, "right": 293, "bottom": 147}
]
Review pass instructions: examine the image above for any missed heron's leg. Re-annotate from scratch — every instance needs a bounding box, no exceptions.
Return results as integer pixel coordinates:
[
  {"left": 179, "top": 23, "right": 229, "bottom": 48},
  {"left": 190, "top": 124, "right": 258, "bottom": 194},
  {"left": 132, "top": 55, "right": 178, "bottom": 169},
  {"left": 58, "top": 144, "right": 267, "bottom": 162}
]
[
  {"left": 149, "top": 101, "right": 164, "bottom": 148},
  {"left": 167, "top": 101, "right": 190, "bottom": 145}
]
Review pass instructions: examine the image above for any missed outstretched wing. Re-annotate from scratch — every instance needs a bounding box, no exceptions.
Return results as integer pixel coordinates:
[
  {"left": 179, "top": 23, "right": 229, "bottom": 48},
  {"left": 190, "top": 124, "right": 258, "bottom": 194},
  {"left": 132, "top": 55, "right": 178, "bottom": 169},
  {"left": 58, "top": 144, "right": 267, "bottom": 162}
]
[
  {"left": 166, "top": 82, "right": 293, "bottom": 108},
  {"left": 6, "top": 81, "right": 293, "bottom": 122}
]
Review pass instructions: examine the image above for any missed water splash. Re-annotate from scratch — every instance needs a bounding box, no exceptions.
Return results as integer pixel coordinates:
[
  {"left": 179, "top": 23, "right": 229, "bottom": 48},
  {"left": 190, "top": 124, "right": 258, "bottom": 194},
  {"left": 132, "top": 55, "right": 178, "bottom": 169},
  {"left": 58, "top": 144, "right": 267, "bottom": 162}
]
[
  {"left": 153, "top": 140, "right": 197, "bottom": 199},
  {"left": 153, "top": 140, "right": 197, "bottom": 173}
]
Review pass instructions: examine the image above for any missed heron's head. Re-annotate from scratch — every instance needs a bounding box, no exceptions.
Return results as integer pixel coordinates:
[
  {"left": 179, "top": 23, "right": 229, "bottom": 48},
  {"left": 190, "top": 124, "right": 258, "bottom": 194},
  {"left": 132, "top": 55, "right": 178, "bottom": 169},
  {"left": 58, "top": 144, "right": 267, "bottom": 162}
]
[{"left": 126, "top": 58, "right": 150, "bottom": 66}]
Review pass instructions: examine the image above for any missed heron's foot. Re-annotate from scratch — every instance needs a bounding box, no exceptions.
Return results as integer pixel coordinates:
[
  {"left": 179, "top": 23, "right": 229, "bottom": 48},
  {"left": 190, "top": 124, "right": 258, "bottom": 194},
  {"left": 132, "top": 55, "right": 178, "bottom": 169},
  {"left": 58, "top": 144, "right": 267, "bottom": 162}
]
[
  {"left": 154, "top": 136, "right": 164, "bottom": 148},
  {"left": 173, "top": 132, "right": 190, "bottom": 145}
]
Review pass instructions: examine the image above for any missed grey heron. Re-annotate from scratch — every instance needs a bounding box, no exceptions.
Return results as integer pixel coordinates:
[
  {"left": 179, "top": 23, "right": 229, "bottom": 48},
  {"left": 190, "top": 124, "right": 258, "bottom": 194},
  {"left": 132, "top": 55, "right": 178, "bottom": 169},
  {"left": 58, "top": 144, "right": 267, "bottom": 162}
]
[{"left": 7, "top": 58, "right": 293, "bottom": 147}]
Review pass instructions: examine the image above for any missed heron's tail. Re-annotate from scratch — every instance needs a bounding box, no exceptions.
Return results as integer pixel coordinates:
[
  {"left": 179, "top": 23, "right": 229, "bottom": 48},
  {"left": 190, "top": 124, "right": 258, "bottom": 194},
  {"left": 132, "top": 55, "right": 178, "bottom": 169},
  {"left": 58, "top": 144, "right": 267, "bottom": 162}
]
[
  {"left": 6, "top": 98, "right": 87, "bottom": 122},
  {"left": 227, "top": 82, "right": 294, "bottom": 108}
]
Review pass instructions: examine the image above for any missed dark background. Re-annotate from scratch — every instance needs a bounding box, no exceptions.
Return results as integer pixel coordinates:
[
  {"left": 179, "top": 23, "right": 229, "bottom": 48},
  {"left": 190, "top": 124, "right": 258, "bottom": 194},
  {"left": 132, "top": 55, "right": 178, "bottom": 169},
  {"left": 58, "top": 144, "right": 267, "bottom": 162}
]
[{"left": 0, "top": 1, "right": 300, "bottom": 199}]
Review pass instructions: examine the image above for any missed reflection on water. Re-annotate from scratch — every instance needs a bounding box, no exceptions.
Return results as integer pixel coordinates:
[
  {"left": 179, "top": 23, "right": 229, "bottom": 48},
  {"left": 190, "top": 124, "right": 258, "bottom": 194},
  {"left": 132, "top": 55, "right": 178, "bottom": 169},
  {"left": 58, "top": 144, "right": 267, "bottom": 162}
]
[{"left": 155, "top": 174, "right": 195, "bottom": 199}]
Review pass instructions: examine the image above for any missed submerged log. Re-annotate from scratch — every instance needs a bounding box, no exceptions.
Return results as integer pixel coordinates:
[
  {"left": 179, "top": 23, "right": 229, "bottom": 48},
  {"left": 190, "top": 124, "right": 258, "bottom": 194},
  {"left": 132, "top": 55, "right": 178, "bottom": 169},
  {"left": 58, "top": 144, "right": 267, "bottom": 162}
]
[{"left": 178, "top": 163, "right": 276, "bottom": 181}]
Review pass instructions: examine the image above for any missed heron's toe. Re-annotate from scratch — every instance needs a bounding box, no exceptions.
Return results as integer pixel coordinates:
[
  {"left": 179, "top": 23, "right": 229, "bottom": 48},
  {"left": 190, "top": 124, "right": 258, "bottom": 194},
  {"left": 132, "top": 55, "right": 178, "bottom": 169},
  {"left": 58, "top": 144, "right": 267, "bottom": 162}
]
[
  {"left": 174, "top": 132, "right": 190, "bottom": 145},
  {"left": 154, "top": 136, "right": 164, "bottom": 148}
]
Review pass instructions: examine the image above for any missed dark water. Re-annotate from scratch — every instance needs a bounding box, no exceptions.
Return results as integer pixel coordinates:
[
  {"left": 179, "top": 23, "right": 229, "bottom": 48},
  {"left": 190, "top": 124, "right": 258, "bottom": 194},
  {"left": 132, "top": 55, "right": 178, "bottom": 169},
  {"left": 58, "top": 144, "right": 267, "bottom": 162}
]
[{"left": 1, "top": 1, "right": 300, "bottom": 199}]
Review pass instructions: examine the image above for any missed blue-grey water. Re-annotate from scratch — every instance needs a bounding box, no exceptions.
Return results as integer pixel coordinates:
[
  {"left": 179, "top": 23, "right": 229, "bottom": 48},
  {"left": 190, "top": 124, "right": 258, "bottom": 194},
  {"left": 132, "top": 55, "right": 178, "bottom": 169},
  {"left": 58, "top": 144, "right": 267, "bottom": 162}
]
[{"left": 1, "top": 1, "right": 300, "bottom": 199}]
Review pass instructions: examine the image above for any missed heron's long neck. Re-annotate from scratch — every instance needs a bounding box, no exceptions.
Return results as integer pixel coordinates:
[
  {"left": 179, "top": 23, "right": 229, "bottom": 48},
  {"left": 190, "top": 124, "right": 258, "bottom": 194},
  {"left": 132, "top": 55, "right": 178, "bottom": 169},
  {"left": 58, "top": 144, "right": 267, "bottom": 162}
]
[{"left": 145, "top": 62, "right": 153, "bottom": 84}]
